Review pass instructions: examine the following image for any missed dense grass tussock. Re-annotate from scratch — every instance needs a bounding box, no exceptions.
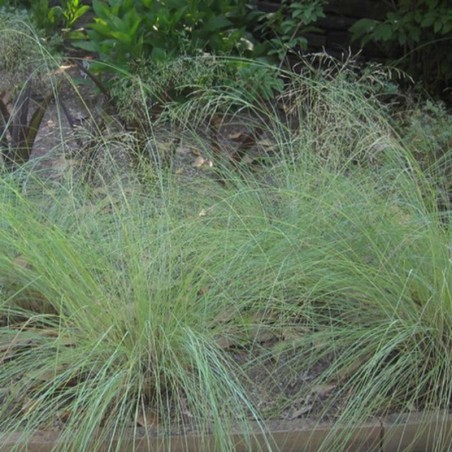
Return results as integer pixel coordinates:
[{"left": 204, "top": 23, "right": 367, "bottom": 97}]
[{"left": 0, "top": 58, "right": 451, "bottom": 451}]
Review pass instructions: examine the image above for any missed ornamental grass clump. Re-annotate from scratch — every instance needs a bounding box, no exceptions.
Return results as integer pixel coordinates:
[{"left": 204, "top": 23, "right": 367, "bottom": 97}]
[
  {"left": 263, "top": 160, "right": 452, "bottom": 449},
  {"left": 157, "top": 57, "right": 452, "bottom": 449},
  {"left": 0, "top": 56, "right": 450, "bottom": 451},
  {"left": 0, "top": 169, "right": 268, "bottom": 451}
]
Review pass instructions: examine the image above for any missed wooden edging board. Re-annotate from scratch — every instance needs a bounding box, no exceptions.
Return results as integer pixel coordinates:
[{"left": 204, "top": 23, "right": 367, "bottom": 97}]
[{"left": 2, "top": 411, "right": 452, "bottom": 451}]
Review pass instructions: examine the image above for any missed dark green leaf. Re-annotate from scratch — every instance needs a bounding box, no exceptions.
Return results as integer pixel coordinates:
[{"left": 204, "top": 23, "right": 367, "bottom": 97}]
[
  {"left": 71, "top": 40, "right": 98, "bottom": 52},
  {"left": 375, "top": 23, "right": 393, "bottom": 41},
  {"left": 421, "top": 12, "right": 436, "bottom": 28},
  {"left": 92, "top": 0, "right": 112, "bottom": 19},
  {"left": 442, "top": 20, "right": 452, "bottom": 34},
  {"left": 434, "top": 20, "right": 443, "bottom": 33},
  {"left": 350, "top": 19, "right": 378, "bottom": 39},
  {"left": 202, "top": 15, "right": 232, "bottom": 32},
  {"left": 110, "top": 31, "right": 133, "bottom": 44}
]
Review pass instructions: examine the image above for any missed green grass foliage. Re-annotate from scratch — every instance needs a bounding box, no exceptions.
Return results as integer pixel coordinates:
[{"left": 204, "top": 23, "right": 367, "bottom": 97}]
[{"left": 0, "top": 58, "right": 451, "bottom": 451}]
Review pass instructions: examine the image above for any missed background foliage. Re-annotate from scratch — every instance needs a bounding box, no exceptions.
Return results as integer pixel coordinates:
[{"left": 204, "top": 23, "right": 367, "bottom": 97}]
[
  {"left": 351, "top": 0, "right": 452, "bottom": 95},
  {"left": 74, "top": 0, "right": 256, "bottom": 68},
  {"left": 2, "top": 0, "right": 451, "bottom": 98}
]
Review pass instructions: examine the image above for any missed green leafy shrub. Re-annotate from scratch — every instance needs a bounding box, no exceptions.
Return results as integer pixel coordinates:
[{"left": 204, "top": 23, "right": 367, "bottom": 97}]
[
  {"left": 0, "top": 0, "right": 90, "bottom": 36},
  {"left": 55, "top": 0, "right": 91, "bottom": 30},
  {"left": 75, "top": 0, "right": 256, "bottom": 70},
  {"left": 253, "top": 0, "right": 327, "bottom": 62},
  {"left": 350, "top": 0, "right": 452, "bottom": 94}
]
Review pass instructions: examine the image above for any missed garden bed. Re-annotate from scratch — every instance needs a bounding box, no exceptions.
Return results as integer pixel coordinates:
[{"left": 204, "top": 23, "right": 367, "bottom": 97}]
[{"left": 1, "top": 37, "right": 451, "bottom": 452}]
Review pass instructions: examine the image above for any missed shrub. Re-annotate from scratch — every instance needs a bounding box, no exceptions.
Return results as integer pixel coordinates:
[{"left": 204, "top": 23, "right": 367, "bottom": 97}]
[
  {"left": 350, "top": 0, "right": 452, "bottom": 94},
  {"left": 0, "top": 0, "right": 90, "bottom": 36},
  {"left": 74, "top": 0, "right": 256, "bottom": 70},
  {"left": 253, "top": 0, "right": 327, "bottom": 62}
]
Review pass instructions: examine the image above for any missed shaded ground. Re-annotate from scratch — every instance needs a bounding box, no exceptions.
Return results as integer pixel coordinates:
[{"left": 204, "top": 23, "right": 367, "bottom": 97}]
[{"left": 25, "top": 65, "right": 282, "bottom": 185}]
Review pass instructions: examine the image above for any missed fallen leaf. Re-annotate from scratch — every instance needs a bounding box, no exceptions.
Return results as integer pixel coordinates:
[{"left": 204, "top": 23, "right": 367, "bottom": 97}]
[
  {"left": 310, "top": 384, "right": 336, "bottom": 397},
  {"left": 226, "top": 131, "right": 245, "bottom": 140},
  {"left": 192, "top": 156, "right": 213, "bottom": 168},
  {"left": 256, "top": 138, "right": 276, "bottom": 148},
  {"left": 290, "top": 404, "right": 313, "bottom": 419},
  {"left": 240, "top": 154, "right": 255, "bottom": 164},
  {"left": 192, "top": 156, "right": 206, "bottom": 168},
  {"left": 175, "top": 146, "right": 191, "bottom": 156}
]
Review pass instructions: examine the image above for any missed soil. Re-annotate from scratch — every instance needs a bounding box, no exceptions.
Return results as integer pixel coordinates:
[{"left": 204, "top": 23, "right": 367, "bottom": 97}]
[{"left": 18, "top": 64, "right": 280, "bottom": 187}]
